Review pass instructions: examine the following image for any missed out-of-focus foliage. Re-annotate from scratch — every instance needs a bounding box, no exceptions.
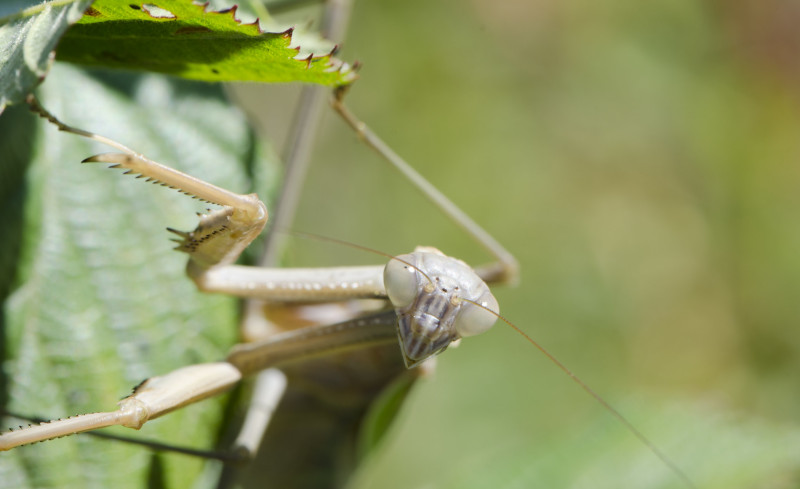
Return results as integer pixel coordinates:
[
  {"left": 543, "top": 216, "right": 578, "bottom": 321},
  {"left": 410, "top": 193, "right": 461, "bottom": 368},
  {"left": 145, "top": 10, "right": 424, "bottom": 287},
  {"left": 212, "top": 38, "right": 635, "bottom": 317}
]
[{"left": 240, "top": 0, "right": 800, "bottom": 487}]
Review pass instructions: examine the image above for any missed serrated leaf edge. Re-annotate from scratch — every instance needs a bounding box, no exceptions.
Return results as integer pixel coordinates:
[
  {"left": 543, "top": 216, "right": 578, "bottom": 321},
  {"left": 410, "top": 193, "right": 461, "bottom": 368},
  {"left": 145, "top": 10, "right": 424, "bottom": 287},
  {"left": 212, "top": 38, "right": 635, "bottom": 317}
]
[{"left": 191, "top": 2, "right": 358, "bottom": 82}]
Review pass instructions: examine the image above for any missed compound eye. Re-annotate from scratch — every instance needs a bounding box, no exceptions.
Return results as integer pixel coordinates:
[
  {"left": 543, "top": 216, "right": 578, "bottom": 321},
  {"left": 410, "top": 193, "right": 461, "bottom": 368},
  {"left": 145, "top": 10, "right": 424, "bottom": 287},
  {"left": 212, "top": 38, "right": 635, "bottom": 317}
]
[
  {"left": 384, "top": 254, "right": 419, "bottom": 309},
  {"left": 454, "top": 290, "right": 499, "bottom": 337}
]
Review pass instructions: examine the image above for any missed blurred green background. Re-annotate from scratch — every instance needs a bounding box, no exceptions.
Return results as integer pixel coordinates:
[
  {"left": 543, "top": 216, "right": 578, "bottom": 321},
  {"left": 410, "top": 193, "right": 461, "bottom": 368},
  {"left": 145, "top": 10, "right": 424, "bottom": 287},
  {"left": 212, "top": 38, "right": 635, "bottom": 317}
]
[{"left": 241, "top": 0, "right": 800, "bottom": 487}]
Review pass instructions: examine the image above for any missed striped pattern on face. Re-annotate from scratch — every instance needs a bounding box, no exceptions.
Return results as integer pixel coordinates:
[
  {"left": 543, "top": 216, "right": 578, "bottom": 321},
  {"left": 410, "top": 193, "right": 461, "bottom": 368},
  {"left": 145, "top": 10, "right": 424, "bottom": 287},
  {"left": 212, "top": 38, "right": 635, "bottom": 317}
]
[{"left": 387, "top": 249, "right": 496, "bottom": 368}]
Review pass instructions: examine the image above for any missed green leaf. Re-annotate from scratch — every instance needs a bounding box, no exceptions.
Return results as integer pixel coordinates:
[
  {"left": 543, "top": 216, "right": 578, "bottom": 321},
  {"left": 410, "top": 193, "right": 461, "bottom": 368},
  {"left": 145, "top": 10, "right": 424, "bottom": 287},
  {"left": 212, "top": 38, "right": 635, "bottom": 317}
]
[
  {"left": 0, "top": 0, "right": 93, "bottom": 113},
  {"left": 357, "top": 371, "right": 417, "bottom": 459},
  {"left": 0, "top": 63, "right": 280, "bottom": 489},
  {"left": 55, "top": 0, "right": 357, "bottom": 85}
]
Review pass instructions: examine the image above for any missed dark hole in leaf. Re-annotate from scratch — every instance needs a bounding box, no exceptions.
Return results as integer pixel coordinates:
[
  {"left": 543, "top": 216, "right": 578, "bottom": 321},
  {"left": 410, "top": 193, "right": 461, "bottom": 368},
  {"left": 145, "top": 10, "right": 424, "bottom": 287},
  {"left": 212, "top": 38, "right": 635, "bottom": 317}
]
[
  {"left": 211, "top": 69, "right": 220, "bottom": 74},
  {"left": 129, "top": 4, "right": 140, "bottom": 9}
]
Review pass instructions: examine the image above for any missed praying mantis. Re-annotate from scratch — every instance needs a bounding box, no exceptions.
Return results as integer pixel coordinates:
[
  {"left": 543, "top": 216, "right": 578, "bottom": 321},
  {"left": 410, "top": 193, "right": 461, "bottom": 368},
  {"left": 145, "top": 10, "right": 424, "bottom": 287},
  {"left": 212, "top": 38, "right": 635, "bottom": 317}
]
[
  {"left": 0, "top": 41, "right": 688, "bottom": 489},
  {"left": 1, "top": 3, "right": 527, "bottom": 483},
  {"left": 0, "top": 69, "right": 696, "bottom": 489},
  {"left": 0, "top": 66, "right": 693, "bottom": 488},
  {"left": 0, "top": 51, "right": 522, "bottom": 487}
]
